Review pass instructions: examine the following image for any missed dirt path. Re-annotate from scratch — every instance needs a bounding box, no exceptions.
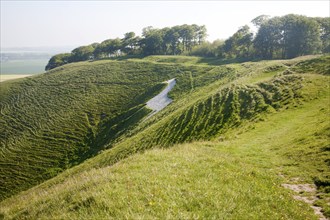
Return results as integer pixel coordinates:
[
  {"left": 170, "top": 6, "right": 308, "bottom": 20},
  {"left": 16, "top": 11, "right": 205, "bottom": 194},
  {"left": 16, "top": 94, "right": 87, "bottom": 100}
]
[{"left": 146, "top": 78, "right": 176, "bottom": 118}]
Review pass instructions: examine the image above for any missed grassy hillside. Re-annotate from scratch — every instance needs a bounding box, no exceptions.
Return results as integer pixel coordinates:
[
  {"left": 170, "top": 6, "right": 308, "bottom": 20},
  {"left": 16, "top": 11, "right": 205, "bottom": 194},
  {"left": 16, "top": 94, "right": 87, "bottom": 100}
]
[
  {"left": 0, "top": 56, "right": 329, "bottom": 219},
  {"left": 0, "top": 58, "right": 246, "bottom": 200},
  {"left": 0, "top": 55, "right": 329, "bottom": 218}
]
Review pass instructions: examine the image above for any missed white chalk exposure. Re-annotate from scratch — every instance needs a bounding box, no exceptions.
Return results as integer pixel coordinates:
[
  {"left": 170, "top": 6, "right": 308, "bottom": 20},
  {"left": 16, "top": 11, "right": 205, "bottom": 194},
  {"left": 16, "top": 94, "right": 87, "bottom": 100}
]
[{"left": 146, "top": 78, "right": 176, "bottom": 117}]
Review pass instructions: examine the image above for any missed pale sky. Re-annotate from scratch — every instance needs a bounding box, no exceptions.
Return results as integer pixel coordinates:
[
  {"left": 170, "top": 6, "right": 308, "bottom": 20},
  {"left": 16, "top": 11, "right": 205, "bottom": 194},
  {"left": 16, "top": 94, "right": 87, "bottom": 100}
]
[{"left": 1, "top": 0, "right": 329, "bottom": 49}]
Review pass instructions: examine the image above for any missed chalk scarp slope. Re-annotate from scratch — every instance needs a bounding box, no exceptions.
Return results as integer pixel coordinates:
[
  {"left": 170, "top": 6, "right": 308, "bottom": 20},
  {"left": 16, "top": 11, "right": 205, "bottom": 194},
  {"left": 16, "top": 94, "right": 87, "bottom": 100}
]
[
  {"left": 0, "top": 59, "right": 240, "bottom": 200},
  {"left": 0, "top": 55, "right": 329, "bottom": 219},
  {"left": 0, "top": 56, "right": 329, "bottom": 219}
]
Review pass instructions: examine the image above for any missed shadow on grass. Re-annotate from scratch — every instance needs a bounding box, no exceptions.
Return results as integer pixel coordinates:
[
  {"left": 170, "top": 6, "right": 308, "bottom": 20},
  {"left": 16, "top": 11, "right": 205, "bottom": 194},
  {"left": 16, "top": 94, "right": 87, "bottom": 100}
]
[
  {"left": 95, "top": 55, "right": 145, "bottom": 62},
  {"left": 197, "top": 57, "right": 254, "bottom": 65},
  {"left": 94, "top": 55, "right": 262, "bottom": 66}
]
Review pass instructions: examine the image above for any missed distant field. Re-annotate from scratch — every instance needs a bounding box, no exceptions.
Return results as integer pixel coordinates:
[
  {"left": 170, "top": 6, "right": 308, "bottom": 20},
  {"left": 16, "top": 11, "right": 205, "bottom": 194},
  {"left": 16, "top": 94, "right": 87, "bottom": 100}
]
[
  {"left": 0, "top": 74, "right": 33, "bottom": 82},
  {"left": 0, "top": 59, "right": 48, "bottom": 74}
]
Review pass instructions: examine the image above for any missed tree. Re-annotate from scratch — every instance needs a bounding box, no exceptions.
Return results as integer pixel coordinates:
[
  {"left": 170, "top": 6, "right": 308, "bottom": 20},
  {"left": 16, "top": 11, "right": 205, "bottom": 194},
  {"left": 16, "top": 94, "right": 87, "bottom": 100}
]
[
  {"left": 163, "top": 26, "right": 181, "bottom": 55},
  {"left": 141, "top": 28, "right": 165, "bottom": 55},
  {"left": 219, "top": 25, "right": 253, "bottom": 58},
  {"left": 70, "top": 45, "right": 95, "bottom": 62},
  {"left": 122, "top": 32, "right": 140, "bottom": 55},
  {"left": 314, "top": 17, "right": 330, "bottom": 53},
  {"left": 253, "top": 14, "right": 323, "bottom": 59},
  {"left": 45, "top": 53, "right": 72, "bottom": 70},
  {"left": 236, "top": 25, "right": 254, "bottom": 58},
  {"left": 190, "top": 40, "right": 223, "bottom": 57},
  {"left": 195, "top": 25, "right": 207, "bottom": 45},
  {"left": 281, "top": 14, "right": 321, "bottom": 58},
  {"left": 179, "top": 24, "right": 195, "bottom": 52},
  {"left": 251, "top": 15, "right": 270, "bottom": 28},
  {"left": 90, "top": 42, "right": 99, "bottom": 49},
  {"left": 95, "top": 38, "right": 122, "bottom": 58},
  {"left": 94, "top": 42, "right": 107, "bottom": 59},
  {"left": 253, "top": 17, "right": 283, "bottom": 59}
]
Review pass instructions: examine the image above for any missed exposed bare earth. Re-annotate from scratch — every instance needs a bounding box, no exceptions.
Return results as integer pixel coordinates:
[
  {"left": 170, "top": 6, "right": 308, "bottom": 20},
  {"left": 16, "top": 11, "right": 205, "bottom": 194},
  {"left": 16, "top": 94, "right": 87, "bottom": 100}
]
[
  {"left": 282, "top": 183, "right": 328, "bottom": 220},
  {"left": 0, "top": 74, "right": 32, "bottom": 82},
  {"left": 146, "top": 78, "right": 176, "bottom": 118}
]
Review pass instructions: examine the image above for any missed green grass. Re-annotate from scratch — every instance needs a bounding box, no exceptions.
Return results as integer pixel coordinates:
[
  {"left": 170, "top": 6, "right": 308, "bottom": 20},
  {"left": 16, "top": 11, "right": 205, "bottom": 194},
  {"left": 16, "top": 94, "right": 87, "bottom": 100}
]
[
  {"left": 0, "top": 73, "right": 328, "bottom": 219},
  {"left": 0, "top": 55, "right": 329, "bottom": 218},
  {"left": 0, "top": 145, "right": 317, "bottom": 219},
  {"left": 0, "top": 58, "right": 245, "bottom": 200},
  {"left": 0, "top": 60, "right": 184, "bottom": 199}
]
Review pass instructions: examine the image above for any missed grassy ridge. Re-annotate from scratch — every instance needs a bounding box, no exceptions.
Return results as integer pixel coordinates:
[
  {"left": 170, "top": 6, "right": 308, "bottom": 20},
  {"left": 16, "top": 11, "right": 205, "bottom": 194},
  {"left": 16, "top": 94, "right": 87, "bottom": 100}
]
[
  {"left": 140, "top": 74, "right": 304, "bottom": 146},
  {"left": 0, "top": 64, "right": 328, "bottom": 219}
]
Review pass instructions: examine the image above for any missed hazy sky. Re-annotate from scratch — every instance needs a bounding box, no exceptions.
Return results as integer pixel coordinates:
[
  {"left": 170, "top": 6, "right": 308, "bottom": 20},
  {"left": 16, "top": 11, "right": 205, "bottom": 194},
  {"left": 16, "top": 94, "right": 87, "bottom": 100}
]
[{"left": 1, "top": 0, "right": 329, "bottom": 49}]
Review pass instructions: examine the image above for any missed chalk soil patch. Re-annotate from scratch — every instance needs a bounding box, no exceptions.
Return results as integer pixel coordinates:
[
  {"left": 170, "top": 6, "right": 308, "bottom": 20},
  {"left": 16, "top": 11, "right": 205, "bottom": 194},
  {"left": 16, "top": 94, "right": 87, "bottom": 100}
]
[
  {"left": 282, "top": 183, "right": 327, "bottom": 220},
  {"left": 146, "top": 78, "right": 176, "bottom": 117}
]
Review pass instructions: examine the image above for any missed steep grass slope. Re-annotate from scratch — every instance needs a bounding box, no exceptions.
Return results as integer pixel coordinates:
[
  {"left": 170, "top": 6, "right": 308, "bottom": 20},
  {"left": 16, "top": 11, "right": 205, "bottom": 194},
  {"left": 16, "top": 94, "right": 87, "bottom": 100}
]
[
  {"left": 0, "top": 56, "right": 329, "bottom": 219},
  {"left": 0, "top": 58, "right": 245, "bottom": 200},
  {"left": 80, "top": 56, "right": 326, "bottom": 170},
  {"left": 0, "top": 55, "right": 328, "bottom": 218},
  {"left": 0, "top": 61, "right": 162, "bottom": 199}
]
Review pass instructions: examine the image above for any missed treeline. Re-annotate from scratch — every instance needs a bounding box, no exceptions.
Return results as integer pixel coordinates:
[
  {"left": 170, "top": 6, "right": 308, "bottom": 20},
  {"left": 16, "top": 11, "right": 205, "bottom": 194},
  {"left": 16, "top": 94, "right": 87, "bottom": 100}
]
[
  {"left": 248, "top": 14, "right": 329, "bottom": 59},
  {"left": 45, "top": 24, "right": 207, "bottom": 70},
  {"left": 194, "top": 14, "right": 329, "bottom": 59},
  {"left": 46, "top": 14, "right": 329, "bottom": 70}
]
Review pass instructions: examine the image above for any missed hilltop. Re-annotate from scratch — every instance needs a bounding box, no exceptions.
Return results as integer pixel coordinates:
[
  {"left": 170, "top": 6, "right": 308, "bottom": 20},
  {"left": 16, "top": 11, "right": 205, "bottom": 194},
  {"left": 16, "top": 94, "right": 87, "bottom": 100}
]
[{"left": 0, "top": 54, "right": 329, "bottom": 219}]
